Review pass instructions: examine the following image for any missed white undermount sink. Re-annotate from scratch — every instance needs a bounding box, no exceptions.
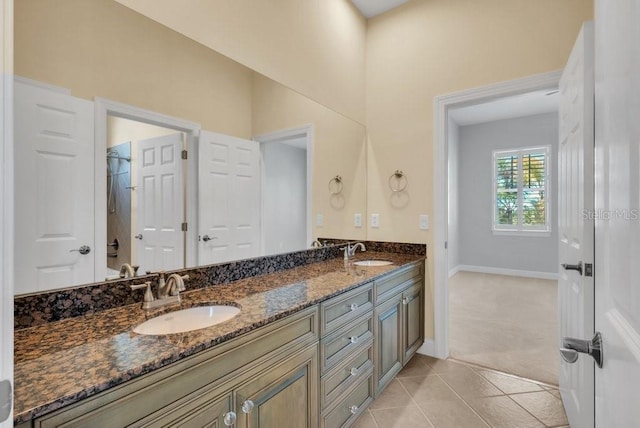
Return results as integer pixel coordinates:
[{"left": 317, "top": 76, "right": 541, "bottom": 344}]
[
  {"left": 133, "top": 305, "right": 241, "bottom": 335},
  {"left": 353, "top": 260, "right": 393, "bottom": 267}
]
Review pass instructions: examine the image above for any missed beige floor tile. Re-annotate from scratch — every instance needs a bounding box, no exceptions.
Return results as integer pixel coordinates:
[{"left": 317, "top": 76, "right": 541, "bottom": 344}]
[
  {"left": 439, "top": 369, "right": 504, "bottom": 399},
  {"left": 418, "top": 355, "right": 474, "bottom": 374},
  {"left": 546, "top": 388, "right": 562, "bottom": 399},
  {"left": 477, "top": 370, "right": 545, "bottom": 394},
  {"left": 397, "top": 375, "right": 460, "bottom": 404},
  {"left": 370, "top": 404, "right": 434, "bottom": 427},
  {"left": 419, "top": 397, "right": 490, "bottom": 428},
  {"left": 397, "top": 355, "right": 434, "bottom": 378},
  {"left": 369, "top": 379, "right": 413, "bottom": 409},
  {"left": 353, "top": 410, "right": 379, "bottom": 428},
  {"left": 510, "top": 391, "right": 569, "bottom": 427},
  {"left": 466, "top": 396, "right": 545, "bottom": 428}
]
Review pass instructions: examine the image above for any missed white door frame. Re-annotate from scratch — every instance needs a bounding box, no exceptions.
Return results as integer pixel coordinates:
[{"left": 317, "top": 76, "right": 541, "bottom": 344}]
[
  {"left": 432, "top": 71, "right": 562, "bottom": 359},
  {"left": 253, "top": 124, "right": 314, "bottom": 252},
  {"left": 94, "top": 98, "right": 201, "bottom": 278},
  {"left": 0, "top": 0, "right": 12, "bottom": 424}
]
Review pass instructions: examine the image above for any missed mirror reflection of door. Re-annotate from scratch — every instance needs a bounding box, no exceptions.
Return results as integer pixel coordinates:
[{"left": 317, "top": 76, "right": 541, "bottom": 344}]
[{"left": 107, "top": 116, "right": 186, "bottom": 275}]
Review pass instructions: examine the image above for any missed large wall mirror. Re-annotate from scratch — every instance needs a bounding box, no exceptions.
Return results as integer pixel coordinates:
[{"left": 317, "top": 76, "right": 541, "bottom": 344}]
[{"left": 14, "top": 0, "right": 367, "bottom": 294}]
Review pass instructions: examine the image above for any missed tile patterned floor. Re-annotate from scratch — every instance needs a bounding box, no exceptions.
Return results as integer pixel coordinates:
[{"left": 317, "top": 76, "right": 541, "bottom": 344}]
[{"left": 354, "top": 355, "right": 568, "bottom": 428}]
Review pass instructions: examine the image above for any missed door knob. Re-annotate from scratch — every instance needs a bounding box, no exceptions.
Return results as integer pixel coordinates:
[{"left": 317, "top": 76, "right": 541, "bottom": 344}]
[
  {"left": 69, "top": 245, "right": 91, "bottom": 255},
  {"left": 134, "top": 234, "right": 143, "bottom": 240},
  {"left": 202, "top": 235, "right": 216, "bottom": 242},
  {"left": 561, "top": 261, "right": 583, "bottom": 275},
  {"left": 560, "top": 332, "right": 603, "bottom": 368}
]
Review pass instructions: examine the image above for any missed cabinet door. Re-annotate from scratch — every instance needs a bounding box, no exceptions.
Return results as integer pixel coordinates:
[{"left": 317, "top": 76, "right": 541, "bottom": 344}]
[
  {"left": 373, "top": 295, "right": 403, "bottom": 395},
  {"left": 402, "top": 285, "right": 424, "bottom": 364},
  {"left": 235, "top": 346, "right": 318, "bottom": 428},
  {"left": 132, "top": 390, "right": 233, "bottom": 428}
]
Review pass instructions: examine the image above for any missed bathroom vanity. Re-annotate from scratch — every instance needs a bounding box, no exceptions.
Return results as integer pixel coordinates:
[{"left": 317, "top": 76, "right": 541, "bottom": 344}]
[{"left": 13, "top": 248, "right": 425, "bottom": 428}]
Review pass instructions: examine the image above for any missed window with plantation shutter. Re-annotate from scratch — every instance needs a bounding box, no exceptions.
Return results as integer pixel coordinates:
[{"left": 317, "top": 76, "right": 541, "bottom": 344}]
[{"left": 493, "top": 146, "right": 550, "bottom": 234}]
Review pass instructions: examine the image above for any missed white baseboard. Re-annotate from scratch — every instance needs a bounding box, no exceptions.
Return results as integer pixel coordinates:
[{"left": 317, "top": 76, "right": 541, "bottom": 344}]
[
  {"left": 448, "top": 265, "right": 462, "bottom": 278},
  {"left": 455, "top": 265, "right": 559, "bottom": 280},
  {"left": 416, "top": 339, "right": 436, "bottom": 357}
]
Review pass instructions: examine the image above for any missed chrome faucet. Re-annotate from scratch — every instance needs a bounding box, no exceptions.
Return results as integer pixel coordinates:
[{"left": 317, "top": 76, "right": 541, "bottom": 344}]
[
  {"left": 131, "top": 271, "right": 190, "bottom": 310},
  {"left": 341, "top": 242, "right": 366, "bottom": 260},
  {"left": 119, "top": 263, "right": 139, "bottom": 278}
]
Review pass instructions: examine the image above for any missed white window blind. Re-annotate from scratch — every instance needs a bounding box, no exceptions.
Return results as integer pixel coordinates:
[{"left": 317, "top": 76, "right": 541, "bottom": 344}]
[{"left": 493, "top": 146, "right": 550, "bottom": 234}]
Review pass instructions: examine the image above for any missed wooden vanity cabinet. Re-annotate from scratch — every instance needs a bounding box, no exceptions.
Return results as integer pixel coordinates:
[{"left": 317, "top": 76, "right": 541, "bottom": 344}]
[
  {"left": 21, "top": 260, "right": 425, "bottom": 428},
  {"left": 30, "top": 306, "right": 319, "bottom": 428},
  {"left": 373, "top": 262, "right": 424, "bottom": 396}
]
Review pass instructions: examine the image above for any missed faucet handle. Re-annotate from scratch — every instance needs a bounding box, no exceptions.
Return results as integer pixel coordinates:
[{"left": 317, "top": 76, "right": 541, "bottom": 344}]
[{"left": 131, "top": 281, "right": 155, "bottom": 303}]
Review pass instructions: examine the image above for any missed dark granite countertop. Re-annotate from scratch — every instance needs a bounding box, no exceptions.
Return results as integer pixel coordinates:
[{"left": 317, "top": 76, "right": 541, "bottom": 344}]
[{"left": 13, "top": 252, "right": 424, "bottom": 424}]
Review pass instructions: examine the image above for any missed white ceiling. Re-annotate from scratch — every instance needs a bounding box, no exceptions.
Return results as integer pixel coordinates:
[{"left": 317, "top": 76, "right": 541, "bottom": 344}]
[
  {"left": 449, "top": 89, "right": 559, "bottom": 126},
  {"left": 351, "top": 0, "right": 409, "bottom": 18}
]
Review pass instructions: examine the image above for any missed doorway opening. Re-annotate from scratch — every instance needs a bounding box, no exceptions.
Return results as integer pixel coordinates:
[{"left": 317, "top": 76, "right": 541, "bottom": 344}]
[
  {"left": 106, "top": 116, "right": 187, "bottom": 277},
  {"left": 254, "top": 125, "right": 313, "bottom": 255},
  {"left": 433, "top": 72, "right": 562, "bottom": 384},
  {"left": 95, "top": 98, "right": 200, "bottom": 281}
]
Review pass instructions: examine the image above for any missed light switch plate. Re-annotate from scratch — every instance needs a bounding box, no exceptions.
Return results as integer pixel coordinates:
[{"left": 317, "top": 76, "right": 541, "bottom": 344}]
[
  {"left": 316, "top": 214, "right": 324, "bottom": 227},
  {"left": 354, "top": 213, "right": 362, "bottom": 227},
  {"left": 371, "top": 213, "right": 380, "bottom": 228},
  {"left": 420, "top": 214, "right": 429, "bottom": 230}
]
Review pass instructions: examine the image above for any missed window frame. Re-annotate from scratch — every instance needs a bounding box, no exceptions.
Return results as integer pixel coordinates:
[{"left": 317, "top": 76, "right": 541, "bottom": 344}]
[{"left": 492, "top": 145, "right": 551, "bottom": 236}]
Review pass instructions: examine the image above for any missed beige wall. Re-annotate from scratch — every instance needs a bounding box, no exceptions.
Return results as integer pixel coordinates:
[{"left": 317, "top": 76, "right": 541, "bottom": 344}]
[
  {"left": 114, "top": 0, "right": 367, "bottom": 124},
  {"left": 15, "top": 0, "right": 253, "bottom": 138},
  {"left": 252, "top": 74, "right": 367, "bottom": 242},
  {"left": 366, "top": 0, "right": 594, "bottom": 337}
]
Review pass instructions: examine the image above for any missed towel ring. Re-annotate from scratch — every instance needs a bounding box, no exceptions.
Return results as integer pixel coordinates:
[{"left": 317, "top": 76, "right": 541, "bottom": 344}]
[
  {"left": 388, "top": 170, "right": 408, "bottom": 192},
  {"left": 329, "top": 175, "right": 343, "bottom": 195}
]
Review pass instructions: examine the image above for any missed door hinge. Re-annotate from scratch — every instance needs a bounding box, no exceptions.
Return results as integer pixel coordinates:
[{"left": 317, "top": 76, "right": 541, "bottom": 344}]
[
  {"left": 444, "top": 241, "right": 448, "bottom": 249},
  {"left": 182, "top": 149, "right": 188, "bottom": 160},
  {"left": 584, "top": 263, "right": 593, "bottom": 277},
  {"left": 181, "top": 222, "right": 188, "bottom": 232}
]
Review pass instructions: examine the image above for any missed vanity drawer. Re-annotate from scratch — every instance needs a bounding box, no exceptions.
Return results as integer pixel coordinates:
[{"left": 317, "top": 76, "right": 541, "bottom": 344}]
[
  {"left": 321, "top": 374, "right": 374, "bottom": 428},
  {"left": 374, "top": 263, "right": 422, "bottom": 304},
  {"left": 321, "top": 341, "right": 373, "bottom": 410},
  {"left": 320, "top": 282, "right": 373, "bottom": 336},
  {"left": 320, "top": 313, "right": 374, "bottom": 373}
]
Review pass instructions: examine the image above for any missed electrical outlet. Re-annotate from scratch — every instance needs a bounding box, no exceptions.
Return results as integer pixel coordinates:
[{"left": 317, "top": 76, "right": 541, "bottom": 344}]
[
  {"left": 420, "top": 214, "right": 429, "bottom": 230},
  {"left": 354, "top": 213, "right": 362, "bottom": 227},
  {"left": 316, "top": 214, "right": 324, "bottom": 227},
  {"left": 371, "top": 213, "right": 380, "bottom": 228}
]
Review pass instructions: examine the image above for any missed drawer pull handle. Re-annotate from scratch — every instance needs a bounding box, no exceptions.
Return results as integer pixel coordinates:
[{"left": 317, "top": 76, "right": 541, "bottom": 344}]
[
  {"left": 350, "top": 405, "right": 359, "bottom": 414},
  {"left": 241, "top": 399, "right": 255, "bottom": 414},
  {"left": 350, "top": 367, "right": 358, "bottom": 376},
  {"left": 350, "top": 303, "right": 359, "bottom": 311},
  {"left": 350, "top": 336, "right": 359, "bottom": 344},
  {"left": 223, "top": 411, "right": 236, "bottom": 426}
]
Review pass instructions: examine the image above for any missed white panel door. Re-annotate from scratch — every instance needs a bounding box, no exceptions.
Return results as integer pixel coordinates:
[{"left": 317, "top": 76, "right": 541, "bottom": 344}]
[
  {"left": 14, "top": 81, "right": 95, "bottom": 293},
  {"left": 135, "top": 133, "right": 184, "bottom": 274},
  {"left": 558, "top": 22, "right": 595, "bottom": 428},
  {"left": 594, "top": 1, "right": 640, "bottom": 426},
  {"left": 198, "top": 130, "right": 261, "bottom": 265}
]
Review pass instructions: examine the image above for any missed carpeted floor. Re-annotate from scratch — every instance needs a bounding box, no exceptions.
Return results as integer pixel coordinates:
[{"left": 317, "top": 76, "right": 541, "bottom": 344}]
[{"left": 449, "top": 271, "right": 559, "bottom": 385}]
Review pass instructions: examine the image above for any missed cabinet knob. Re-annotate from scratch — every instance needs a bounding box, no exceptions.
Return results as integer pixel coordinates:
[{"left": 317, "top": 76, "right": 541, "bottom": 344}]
[
  {"left": 241, "top": 399, "right": 255, "bottom": 414},
  {"left": 350, "top": 405, "right": 359, "bottom": 415},
  {"left": 223, "top": 411, "right": 236, "bottom": 426},
  {"left": 350, "top": 367, "right": 358, "bottom": 376},
  {"left": 134, "top": 234, "right": 143, "bottom": 240},
  {"left": 350, "top": 302, "right": 359, "bottom": 311},
  {"left": 349, "top": 336, "right": 359, "bottom": 344}
]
